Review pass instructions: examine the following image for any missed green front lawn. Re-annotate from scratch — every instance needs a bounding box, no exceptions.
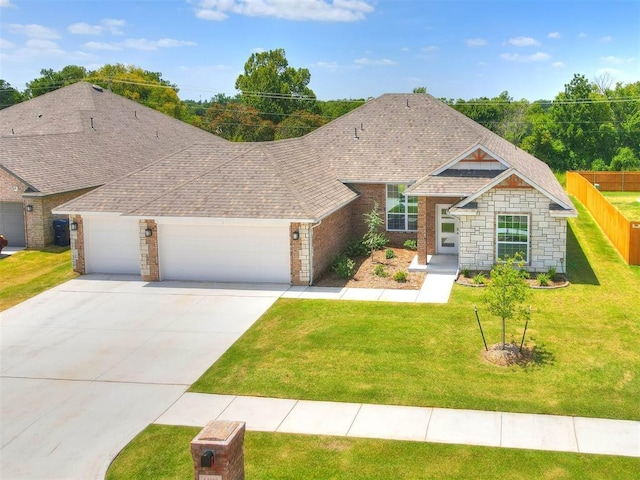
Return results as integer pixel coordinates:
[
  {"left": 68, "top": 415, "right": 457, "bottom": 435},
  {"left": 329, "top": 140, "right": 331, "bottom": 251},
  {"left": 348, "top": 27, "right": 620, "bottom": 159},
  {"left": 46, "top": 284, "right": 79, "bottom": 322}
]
[
  {"left": 601, "top": 191, "right": 640, "bottom": 221},
  {"left": 0, "top": 246, "right": 78, "bottom": 311},
  {"left": 107, "top": 425, "right": 640, "bottom": 480},
  {"left": 191, "top": 197, "right": 640, "bottom": 420}
]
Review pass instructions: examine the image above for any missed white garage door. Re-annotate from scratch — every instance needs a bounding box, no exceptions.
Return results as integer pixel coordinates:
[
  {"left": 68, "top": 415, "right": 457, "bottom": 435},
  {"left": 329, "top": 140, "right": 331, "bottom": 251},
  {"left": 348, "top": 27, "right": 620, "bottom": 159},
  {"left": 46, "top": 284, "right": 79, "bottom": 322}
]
[
  {"left": 0, "top": 202, "right": 26, "bottom": 246},
  {"left": 158, "top": 223, "right": 290, "bottom": 283},
  {"left": 84, "top": 216, "right": 140, "bottom": 274}
]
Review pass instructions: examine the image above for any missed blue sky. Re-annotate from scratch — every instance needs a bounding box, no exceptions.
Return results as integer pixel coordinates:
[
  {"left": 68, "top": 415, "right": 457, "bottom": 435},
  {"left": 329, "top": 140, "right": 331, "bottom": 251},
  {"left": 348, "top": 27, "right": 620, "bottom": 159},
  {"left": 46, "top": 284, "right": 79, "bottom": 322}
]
[{"left": 1, "top": 0, "right": 638, "bottom": 101}]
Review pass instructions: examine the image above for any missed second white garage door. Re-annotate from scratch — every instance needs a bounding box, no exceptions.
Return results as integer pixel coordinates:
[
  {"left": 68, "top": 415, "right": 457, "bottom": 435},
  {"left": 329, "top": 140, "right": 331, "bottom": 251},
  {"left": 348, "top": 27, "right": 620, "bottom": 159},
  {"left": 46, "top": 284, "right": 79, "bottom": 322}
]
[{"left": 158, "top": 223, "right": 291, "bottom": 283}]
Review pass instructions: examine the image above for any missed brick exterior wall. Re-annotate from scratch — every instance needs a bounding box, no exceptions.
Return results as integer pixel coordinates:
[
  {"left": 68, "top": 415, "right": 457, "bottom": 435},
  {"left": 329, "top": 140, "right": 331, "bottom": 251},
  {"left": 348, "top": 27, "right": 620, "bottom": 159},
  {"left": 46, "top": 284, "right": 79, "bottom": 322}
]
[
  {"left": 140, "top": 220, "right": 159, "bottom": 281},
  {"left": 0, "top": 169, "right": 26, "bottom": 202},
  {"left": 311, "top": 204, "right": 354, "bottom": 283},
  {"left": 349, "top": 183, "right": 417, "bottom": 246},
  {"left": 456, "top": 187, "right": 568, "bottom": 273},
  {"left": 69, "top": 214, "right": 85, "bottom": 274},
  {"left": 190, "top": 420, "right": 245, "bottom": 480},
  {"left": 418, "top": 196, "right": 465, "bottom": 264}
]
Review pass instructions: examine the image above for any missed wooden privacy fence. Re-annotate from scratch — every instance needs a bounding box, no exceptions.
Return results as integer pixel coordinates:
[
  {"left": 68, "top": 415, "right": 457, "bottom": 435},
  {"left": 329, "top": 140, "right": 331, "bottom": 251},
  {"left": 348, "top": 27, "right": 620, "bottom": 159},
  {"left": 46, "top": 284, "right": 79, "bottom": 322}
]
[
  {"left": 573, "top": 171, "right": 640, "bottom": 191},
  {"left": 567, "top": 172, "right": 640, "bottom": 266}
]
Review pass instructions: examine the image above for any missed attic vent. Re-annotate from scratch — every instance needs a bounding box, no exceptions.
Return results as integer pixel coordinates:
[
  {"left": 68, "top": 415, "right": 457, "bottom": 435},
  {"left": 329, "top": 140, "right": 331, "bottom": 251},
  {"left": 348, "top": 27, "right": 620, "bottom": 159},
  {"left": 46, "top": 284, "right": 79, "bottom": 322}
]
[
  {"left": 92, "top": 84, "right": 103, "bottom": 92},
  {"left": 37, "top": 114, "right": 42, "bottom": 118},
  {"left": 406, "top": 99, "right": 410, "bottom": 108},
  {"left": 354, "top": 127, "right": 359, "bottom": 140}
]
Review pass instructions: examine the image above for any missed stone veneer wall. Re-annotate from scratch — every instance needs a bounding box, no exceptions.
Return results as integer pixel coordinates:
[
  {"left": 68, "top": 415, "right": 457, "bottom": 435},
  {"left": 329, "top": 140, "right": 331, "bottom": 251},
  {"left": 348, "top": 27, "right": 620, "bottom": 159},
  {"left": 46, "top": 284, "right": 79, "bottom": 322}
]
[
  {"left": 348, "top": 183, "right": 417, "bottom": 246},
  {"left": 69, "top": 214, "right": 85, "bottom": 274},
  {"left": 290, "top": 222, "right": 311, "bottom": 285},
  {"left": 139, "top": 220, "right": 159, "bottom": 281},
  {"left": 457, "top": 188, "right": 568, "bottom": 273}
]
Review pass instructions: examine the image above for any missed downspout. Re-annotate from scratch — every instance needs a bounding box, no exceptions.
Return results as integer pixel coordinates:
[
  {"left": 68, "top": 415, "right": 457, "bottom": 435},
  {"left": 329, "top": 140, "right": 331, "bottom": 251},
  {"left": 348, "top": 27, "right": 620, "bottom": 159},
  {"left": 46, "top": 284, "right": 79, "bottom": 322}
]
[{"left": 309, "top": 220, "right": 323, "bottom": 286}]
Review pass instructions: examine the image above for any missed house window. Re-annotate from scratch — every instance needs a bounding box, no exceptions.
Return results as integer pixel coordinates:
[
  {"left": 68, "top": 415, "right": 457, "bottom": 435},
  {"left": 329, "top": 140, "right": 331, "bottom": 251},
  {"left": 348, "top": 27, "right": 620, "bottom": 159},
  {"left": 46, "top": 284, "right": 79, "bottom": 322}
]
[
  {"left": 386, "top": 184, "right": 418, "bottom": 231},
  {"left": 496, "top": 214, "right": 529, "bottom": 262}
]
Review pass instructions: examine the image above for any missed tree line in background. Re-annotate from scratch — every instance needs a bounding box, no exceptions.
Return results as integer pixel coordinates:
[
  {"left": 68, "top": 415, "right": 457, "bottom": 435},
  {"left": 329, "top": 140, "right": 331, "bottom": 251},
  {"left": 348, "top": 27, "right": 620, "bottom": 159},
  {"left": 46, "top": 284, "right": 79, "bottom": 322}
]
[{"left": 1, "top": 49, "right": 638, "bottom": 171}]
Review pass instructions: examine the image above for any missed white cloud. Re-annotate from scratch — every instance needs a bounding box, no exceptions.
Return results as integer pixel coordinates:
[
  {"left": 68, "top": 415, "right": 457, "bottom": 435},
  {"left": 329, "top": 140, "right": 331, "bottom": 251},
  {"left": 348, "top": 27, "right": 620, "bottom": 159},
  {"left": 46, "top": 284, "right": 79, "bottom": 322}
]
[
  {"left": 500, "top": 52, "right": 551, "bottom": 63},
  {"left": 0, "top": 37, "right": 15, "bottom": 49},
  {"left": 121, "top": 38, "right": 197, "bottom": 51},
  {"left": 83, "top": 41, "right": 122, "bottom": 51},
  {"left": 506, "top": 36, "right": 540, "bottom": 47},
  {"left": 101, "top": 19, "right": 127, "bottom": 35},
  {"left": 547, "top": 32, "right": 561, "bottom": 39},
  {"left": 354, "top": 57, "right": 396, "bottom": 66},
  {"left": 601, "top": 56, "right": 634, "bottom": 65},
  {"left": 421, "top": 45, "right": 438, "bottom": 52},
  {"left": 68, "top": 22, "right": 103, "bottom": 35},
  {"left": 8, "top": 23, "right": 60, "bottom": 39},
  {"left": 68, "top": 19, "right": 127, "bottom": 36},
  {"left": 0, "top": 0, "right": 16, "bottom": 7},
  {"left": 552, "top": 61, "right": 565, "bottom": 68},
  {"left": 194, "top": 0, "right": 375, "bottom": 22},
  {"left": 599, "top": 35, "right": 613, "bottom": 43},
  {"left": 466, "top": 38, "right": 487, "bottom": 47}
]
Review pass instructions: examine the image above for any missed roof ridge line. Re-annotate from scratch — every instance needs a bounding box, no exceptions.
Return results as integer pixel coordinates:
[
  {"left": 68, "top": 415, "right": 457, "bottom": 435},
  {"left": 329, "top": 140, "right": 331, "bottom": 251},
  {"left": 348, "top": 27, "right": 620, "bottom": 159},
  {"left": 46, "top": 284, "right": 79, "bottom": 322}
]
[{"left": 259, "top": 141, "right": 318, "bottom": 221}]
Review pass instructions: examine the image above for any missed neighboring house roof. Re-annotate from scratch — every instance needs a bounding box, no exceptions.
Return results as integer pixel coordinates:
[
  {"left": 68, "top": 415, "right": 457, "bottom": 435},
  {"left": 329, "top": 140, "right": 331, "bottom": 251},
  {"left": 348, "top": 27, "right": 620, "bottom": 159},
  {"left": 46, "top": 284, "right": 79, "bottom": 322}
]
[
  {"left": 54, "top": 91, "right": 575, "bottom": 219},
  {"left": 0, "top": 82, "right": 225, "bottom": 196}
]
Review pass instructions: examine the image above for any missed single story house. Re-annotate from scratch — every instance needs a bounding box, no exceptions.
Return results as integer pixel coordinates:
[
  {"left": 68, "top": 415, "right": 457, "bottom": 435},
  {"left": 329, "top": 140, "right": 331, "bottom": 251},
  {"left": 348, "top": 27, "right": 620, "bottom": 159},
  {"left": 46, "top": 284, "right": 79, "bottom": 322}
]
[
  {"left": 0, "top": 82, "right": 225, "bottom": 248},
  {"left": 55, "top": 92, "right": 577, "bottom": 285}
]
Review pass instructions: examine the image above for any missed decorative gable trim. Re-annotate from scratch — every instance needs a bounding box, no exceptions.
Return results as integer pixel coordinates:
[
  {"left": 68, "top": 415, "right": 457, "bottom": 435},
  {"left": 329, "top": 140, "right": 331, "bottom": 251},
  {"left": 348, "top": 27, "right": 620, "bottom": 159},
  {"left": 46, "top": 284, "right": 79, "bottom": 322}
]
[
  {"left": 451, "top": 167, "right": 575, "bottom": 212},
  {"left": 430, "top": 143, "right": 510, "bottom": 176},
  {"left": 495, "top": 173, "right": 532, "bottom": 189}
]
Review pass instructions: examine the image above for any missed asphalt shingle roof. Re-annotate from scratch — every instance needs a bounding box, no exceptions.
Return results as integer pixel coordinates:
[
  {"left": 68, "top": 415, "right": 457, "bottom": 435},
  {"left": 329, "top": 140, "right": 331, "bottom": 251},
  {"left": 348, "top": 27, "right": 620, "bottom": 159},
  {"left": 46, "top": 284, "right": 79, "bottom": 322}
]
[
  {"left": 0, "top": 82, "right": 225, "bottom": 195},
  {"left": 51, "top": 90, "right": 575, "bottom": 219}
]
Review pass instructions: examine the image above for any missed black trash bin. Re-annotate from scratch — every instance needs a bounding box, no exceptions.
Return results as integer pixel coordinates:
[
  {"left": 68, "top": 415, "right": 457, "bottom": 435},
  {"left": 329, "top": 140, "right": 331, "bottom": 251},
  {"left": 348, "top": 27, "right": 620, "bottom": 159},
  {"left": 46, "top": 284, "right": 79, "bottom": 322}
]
[{"left": 53, "top": 219, "right": 70, "bottom": 246}]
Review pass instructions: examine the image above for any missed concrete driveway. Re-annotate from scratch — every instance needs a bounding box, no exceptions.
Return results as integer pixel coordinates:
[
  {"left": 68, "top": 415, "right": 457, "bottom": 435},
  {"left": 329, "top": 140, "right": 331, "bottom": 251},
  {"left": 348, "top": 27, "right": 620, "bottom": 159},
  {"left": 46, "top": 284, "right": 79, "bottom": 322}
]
[{"left": 0, "top": 274, "right": 287, "bottom": 480}]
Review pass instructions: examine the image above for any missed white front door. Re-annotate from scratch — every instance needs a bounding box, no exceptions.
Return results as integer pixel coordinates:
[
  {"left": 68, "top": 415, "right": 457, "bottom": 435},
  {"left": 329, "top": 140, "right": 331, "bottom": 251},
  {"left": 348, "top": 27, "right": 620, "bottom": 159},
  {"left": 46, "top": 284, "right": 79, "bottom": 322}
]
[{"left": 436, "top": 204, "right": 459, "bottom": 254}]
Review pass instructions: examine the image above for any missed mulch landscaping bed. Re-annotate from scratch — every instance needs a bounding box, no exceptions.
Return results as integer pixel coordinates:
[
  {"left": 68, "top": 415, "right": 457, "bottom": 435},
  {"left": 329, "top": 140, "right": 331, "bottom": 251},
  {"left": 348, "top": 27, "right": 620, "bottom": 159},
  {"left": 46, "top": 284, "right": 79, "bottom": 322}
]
[
  {"left": 456, "top": 272, "right": 570, "bottom": 289},
  {"left": 315, "top": 247, "right": 425, "bottom": 290}
]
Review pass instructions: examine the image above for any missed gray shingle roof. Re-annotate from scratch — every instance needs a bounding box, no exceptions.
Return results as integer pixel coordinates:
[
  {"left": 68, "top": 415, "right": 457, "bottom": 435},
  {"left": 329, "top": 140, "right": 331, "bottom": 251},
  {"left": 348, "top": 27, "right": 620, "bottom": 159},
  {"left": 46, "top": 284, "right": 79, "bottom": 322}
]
[
  {"left": 57, "top": 141, "right": 357, "bottom": 221},
  {"left": 0, "top": 82, "right": 225, "bottom": 195},
  {"left": 53, "top": 91, "right": 575, "bottom": 219}
]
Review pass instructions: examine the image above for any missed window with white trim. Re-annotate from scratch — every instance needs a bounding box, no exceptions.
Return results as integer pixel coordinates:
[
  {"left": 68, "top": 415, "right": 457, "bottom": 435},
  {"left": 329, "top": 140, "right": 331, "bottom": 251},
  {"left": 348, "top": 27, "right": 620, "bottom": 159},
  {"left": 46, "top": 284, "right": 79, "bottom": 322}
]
[
  {"left": 386, "top": 184, "right": 418, "bottom": 231},
  {"left": 496, "top": 214, "right": 529, "bottom": 262}
]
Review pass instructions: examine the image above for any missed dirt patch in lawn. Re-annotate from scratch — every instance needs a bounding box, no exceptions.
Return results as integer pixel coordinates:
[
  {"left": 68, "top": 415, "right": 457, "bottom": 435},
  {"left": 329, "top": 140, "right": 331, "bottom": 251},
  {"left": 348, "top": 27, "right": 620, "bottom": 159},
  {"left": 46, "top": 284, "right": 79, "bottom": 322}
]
[{"left": 314, "top": 247, "right": 425, "bottom": 290}]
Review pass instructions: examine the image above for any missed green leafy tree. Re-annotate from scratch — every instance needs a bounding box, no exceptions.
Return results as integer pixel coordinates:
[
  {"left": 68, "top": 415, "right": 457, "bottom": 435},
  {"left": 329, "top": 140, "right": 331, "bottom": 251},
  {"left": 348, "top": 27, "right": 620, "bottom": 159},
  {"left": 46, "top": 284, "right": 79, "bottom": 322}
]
[
  {"left": 610, "top": 147, "right": 640, "bottom": 171},
  {"left": 87, "top": 64, "right": 189, "bottom": 120},
  {"left": 275, "top": 110, "right": 326, "bottom": 139},
  {"left": 483, "top": 254, "right": 530, "bottom": 349},
  {"left": 550, "top": 74, "right": 616, "bottom": 169},
  {"left": 25, "top": 65, "right": 88, "bottom": 98},
  {"left": 0, "top": 80, "right": 24, "bottom": 109},
  {"left": 235, "top": 49, "right": 317, "bottom": 123},
  {"left": 317, "top": 99, "right": 364, "bottom": 121},
  {"left": 413, "top": 86, "right": 427, "bottom": 93},
  {"left": 203, "top": 102, "right": 274, "bottom": 142}
]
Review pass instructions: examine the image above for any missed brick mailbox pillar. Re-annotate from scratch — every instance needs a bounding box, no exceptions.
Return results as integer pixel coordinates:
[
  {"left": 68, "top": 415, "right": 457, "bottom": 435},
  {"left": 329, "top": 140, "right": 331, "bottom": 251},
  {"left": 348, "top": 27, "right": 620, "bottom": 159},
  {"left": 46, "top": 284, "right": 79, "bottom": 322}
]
[{"left": 191, "top": 420, "right": 246, "bottom": 480}]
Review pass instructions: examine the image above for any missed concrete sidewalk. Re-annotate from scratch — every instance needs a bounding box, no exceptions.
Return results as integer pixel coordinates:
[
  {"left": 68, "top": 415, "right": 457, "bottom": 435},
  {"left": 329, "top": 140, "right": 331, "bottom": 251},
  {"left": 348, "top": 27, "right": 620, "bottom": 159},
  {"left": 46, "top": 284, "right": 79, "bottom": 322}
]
[
  {"left": 283, "top": 254, "right": 459, "bottom": 304},
  {"left": 157, "top": 393, "right": 640, "bottom": 457}
]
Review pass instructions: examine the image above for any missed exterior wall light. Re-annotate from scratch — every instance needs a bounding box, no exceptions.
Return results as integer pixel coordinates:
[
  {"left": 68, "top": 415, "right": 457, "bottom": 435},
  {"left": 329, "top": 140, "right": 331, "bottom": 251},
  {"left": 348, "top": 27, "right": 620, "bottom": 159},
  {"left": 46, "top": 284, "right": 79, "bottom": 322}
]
[
  {"left": 70, "top": 222, "right": 78, "bottom": 231},
  {"left": 26, "top": 205, "right": 33, "bottom": 212},
  {"left": 292, "top": 231, "right": 299, "bottom": 240},
  {"left": 144, "top": 228, "right": 153, "bottom": 238}
]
